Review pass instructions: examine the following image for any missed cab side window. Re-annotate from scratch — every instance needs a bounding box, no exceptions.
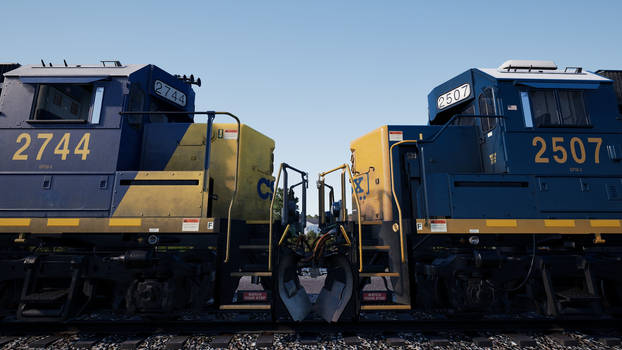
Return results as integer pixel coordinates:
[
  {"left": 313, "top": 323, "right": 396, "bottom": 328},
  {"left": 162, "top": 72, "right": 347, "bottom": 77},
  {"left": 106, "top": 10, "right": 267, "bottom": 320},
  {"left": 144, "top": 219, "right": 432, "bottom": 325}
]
[
  {"left": 478, "top": 87, "right": 496, "bottom": 132},
  {"left": 31, "top": 83, "right": 104, "bottom": 124},
  {"left": 528, "top": 89, "right": 589, "bottom": 127},
  {"left": 32, "top": 84, "right": 92, "bottom": 121}
]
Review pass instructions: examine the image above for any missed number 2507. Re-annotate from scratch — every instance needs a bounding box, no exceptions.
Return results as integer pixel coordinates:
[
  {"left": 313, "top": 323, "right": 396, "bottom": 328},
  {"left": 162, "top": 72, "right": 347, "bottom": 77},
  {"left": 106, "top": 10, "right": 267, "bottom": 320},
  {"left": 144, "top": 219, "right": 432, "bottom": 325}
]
[
  {"left": 12, "top": 133, "right": 91, "bottom": 161},
  {"left": 532, "top": 136, "right": 602, "bottom": 164}
]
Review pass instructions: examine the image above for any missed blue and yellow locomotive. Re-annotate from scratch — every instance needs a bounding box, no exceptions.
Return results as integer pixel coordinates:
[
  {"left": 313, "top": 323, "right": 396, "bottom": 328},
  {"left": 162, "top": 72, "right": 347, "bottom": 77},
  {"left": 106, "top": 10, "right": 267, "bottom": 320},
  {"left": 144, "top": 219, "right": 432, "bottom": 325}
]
[
  {"left": 343, "top": 60, "right": 622, "bottom": 316},
  {"left": 0, "top": 62, "right": 279, "bottom": 320}
]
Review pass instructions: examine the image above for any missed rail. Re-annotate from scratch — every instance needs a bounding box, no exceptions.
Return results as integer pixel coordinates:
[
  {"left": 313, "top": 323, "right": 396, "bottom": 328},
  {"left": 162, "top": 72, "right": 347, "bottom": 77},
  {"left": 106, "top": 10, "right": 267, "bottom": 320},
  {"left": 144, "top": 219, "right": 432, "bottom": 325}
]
[{"left": 318, "top": 164, "right": 363, "bottom": 272}]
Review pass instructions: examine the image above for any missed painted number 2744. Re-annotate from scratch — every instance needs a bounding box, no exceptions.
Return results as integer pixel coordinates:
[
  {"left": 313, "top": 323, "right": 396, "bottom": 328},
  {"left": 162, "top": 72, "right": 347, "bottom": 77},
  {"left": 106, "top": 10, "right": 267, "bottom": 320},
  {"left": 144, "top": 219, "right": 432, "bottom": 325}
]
[{"left": 12, "top": 133, "right": 91, "bottom": 161}]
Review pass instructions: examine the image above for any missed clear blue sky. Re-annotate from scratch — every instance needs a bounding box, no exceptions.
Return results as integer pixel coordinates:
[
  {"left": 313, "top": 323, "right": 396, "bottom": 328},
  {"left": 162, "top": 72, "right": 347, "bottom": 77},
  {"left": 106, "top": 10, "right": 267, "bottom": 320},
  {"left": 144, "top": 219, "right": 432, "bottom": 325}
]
[{"left": 3, "top": 1, "right": 622, "bottom": 215}]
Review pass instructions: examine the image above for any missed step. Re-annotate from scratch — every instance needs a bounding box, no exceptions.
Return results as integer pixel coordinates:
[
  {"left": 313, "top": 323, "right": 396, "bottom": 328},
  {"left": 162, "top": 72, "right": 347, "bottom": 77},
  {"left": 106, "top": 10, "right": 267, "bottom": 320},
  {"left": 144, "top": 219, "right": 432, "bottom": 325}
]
[
  {"left": 22, "top": 289, "right": 68, "bottom": 302},
  {"left": 556, "top": 288, "right": 601, "bottom": 302},
  {"left": 219, "top": 304, "right": 271, "bottom": 310},
  {"left": 362, "top": 245, "right": 390, "bottom": 251},
  {"left": 361, "top": 304, "right": 410, "bottom": 311},
  {"left": 230, "top": 271, "right": 272, "bottom": 277},
  {"left": 360, "top": 272, "right": 399, "bottom": 277}
]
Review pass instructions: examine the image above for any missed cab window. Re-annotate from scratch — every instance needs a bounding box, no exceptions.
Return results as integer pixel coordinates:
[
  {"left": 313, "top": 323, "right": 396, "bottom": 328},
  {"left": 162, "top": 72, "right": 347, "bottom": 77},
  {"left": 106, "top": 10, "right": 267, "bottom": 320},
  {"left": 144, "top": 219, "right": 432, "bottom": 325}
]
[
  {"left": 478, "top": 87, "right": 496, "bottom": 132},
  {"left": 528, "top": 89, "right": 589, "bottom": 127},
  {"left": 31, "top": 84, "right": 104, "bottom": 123}
]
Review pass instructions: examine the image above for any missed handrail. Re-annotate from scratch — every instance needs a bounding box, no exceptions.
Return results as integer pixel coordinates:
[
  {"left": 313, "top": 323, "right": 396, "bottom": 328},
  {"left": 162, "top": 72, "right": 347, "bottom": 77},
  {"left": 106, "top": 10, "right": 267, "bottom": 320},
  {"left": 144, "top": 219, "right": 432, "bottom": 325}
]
[
  {"left": 268, "top": 163, "right": 284, "bottom": 271},
  {"left": 319, "top": 164, "right": 363, "bottom": 272},
  {"left": 277, "top": 224, "right": 292, "bottom": 246},
  {"left": 388, "top": 140, "right": 418, "bottom": 263},
  {"left": 338, "top": 225, "right": 352, "bottom": 246},
  {"left": 425, "top": 114, "right": 504, "bottom": 144}
]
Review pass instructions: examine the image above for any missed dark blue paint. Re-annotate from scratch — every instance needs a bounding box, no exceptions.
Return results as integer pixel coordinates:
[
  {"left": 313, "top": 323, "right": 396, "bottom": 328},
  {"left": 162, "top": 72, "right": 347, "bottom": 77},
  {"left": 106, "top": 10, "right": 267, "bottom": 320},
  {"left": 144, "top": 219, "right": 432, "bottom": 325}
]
[
  {"left": 0, "top": 63, "right": 200, "bottom": 218},
  {"left": 391, "top": 67, "right": 622, "bottom": 221}
]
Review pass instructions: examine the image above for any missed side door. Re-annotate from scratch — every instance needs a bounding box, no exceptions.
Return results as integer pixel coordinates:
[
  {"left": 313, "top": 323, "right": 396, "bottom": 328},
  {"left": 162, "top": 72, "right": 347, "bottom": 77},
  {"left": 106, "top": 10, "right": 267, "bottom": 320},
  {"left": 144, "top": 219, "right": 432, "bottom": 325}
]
[{"left": 478, "top": 87, "right": 507, "bottom": 173}]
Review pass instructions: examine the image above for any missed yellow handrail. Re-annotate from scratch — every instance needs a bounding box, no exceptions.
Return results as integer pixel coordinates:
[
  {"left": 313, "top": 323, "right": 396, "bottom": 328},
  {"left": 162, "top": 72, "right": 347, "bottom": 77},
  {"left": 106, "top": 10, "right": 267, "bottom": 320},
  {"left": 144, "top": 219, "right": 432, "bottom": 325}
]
[
  {"left": 339, "top": 225, "right": 352, "bottom": 246},
  {"left": 278, "top": 224, "right": 292, "bottom": 246},
  {"left": 319, "top": 164, "right": 363, "bottom": 272},
  {"left": 388, "top": 140, "right": 418, "bottom": 263},
  {"left": 221, "top": 115, "right": 241, "bottom": 264},
  {"left": 267, "top": 164, "right": 284, "bottom": 271}
]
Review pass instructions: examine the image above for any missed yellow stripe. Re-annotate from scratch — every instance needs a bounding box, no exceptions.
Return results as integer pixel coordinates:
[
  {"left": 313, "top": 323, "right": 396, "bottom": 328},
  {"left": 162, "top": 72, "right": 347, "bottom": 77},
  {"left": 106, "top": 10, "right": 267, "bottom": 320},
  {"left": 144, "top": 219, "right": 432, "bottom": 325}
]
[
  {"left": 109, "top": 218, "right": 142, "bottom": 227},
  {"left": 0, "top": 218, "right": 31, "bottom": 227},
  {"left": 47, "top": 218, "right": 80, "bottom": 227},
  {"left": 590, "top": 220, "right": 621, "bottom": 227},
  {"left": 486, "top": 219, "right": 517, "bottom": 227},
  {"left": 544, "top": 219, "right": 575, "bottom": 227},
  {"left": 219, "top": 304, "right": 271, "bottom": 310},
  {"left": 362, "top": 220, "right": 383, "bottom": 225},
  {"left": 361, "top": 305, "right": 411, "bottom": 310}
]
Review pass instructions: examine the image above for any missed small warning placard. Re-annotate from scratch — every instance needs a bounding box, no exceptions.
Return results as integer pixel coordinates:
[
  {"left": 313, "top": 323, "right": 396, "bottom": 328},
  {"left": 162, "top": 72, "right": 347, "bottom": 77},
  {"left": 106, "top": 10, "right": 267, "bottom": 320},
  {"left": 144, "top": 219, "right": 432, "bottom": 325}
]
[
  {"left": 242, "top": 291, "right": 268, "bottom": 301},
  {"left": 223, "top": 129, "right": 238, "bottom": 140},
  {"left": 389, "top": 130, "right": 403, "bottom": 141},
  {"left": 430, "top": 219, "right": 447, "bottom": 232},
  {"left": 182, "top": 218, "right": 200, "bottom": 232}
]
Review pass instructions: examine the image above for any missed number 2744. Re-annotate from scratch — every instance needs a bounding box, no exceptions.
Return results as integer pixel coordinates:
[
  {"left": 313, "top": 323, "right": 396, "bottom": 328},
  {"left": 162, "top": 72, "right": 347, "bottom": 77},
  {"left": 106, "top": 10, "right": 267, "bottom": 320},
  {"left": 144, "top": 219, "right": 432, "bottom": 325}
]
[
  {"left": 531, "top": 136, "right": 602, "bottom": 164},
  {"left": 12, "top": 133, "right": 91, "bottom": 161}
]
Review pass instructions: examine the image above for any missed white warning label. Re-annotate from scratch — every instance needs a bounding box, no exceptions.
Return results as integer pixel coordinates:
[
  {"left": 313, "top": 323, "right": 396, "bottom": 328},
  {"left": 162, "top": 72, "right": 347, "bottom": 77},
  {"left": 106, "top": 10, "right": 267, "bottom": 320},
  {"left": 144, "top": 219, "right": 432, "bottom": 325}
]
[
  {"left": 389, "top": 130, "right": 403, "bottom": 141},
  {"left": 182, "top": 218, "right": 200, "bottom": 232},
  {"left": 430, "top": 219, "right": 447, "bottom": 232},
  {"left": 223, "top": 129, "right": 238, "bottom": 140}
]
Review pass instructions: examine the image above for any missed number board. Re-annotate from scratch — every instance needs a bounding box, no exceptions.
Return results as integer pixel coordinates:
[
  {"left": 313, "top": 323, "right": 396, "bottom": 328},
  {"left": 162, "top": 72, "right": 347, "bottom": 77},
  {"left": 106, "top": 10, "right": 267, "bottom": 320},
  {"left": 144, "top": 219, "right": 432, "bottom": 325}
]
[
  {"left": 437, "top": 83, "right": 471, "bottom": 110},
  {"left": 154, "top": 80, "right": 186, "bottom": 107}
]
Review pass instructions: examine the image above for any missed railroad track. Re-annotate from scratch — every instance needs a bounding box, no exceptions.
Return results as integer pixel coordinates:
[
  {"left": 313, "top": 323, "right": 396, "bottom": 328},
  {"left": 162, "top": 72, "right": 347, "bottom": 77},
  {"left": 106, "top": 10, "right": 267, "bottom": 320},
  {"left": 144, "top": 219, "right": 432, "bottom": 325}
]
[{"left": 1, "top": 319, "right": 621, "bottom": 349}]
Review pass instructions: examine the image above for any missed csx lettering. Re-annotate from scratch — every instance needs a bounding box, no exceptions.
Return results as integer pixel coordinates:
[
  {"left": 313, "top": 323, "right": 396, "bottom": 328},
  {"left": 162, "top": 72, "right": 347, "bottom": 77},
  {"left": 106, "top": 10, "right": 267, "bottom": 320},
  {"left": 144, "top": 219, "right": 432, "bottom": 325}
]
[
  {"left": 531, "top": 136, "right": 602, "bottom": 165},
  {"left": 12, "top": 133, "right": 92, "bottom": 161},
  {"left": 257, "top": 177, "right": 274, "bottom": 200}
]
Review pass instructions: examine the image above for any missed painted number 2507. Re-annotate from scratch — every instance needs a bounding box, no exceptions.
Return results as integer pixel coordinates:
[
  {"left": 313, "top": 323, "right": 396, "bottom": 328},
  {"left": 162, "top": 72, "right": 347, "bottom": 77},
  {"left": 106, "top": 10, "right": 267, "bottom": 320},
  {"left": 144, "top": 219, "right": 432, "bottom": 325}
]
[
  {"left": 531, "top": 136, "right": 602, "bottom": 164},
  {"left": 12, "top": 133, "right": 91, "bottom": 161}
]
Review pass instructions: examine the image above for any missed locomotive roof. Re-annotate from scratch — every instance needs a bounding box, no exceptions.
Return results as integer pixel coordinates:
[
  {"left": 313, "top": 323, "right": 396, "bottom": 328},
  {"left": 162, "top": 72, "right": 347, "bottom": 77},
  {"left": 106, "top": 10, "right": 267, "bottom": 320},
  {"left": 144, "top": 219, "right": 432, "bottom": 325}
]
[
  {"left": 477, "top": 67, "right": 611, "bottom": 82},
  {"left": 3, "top": 64, "right": 148, "bottom": 78}
]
